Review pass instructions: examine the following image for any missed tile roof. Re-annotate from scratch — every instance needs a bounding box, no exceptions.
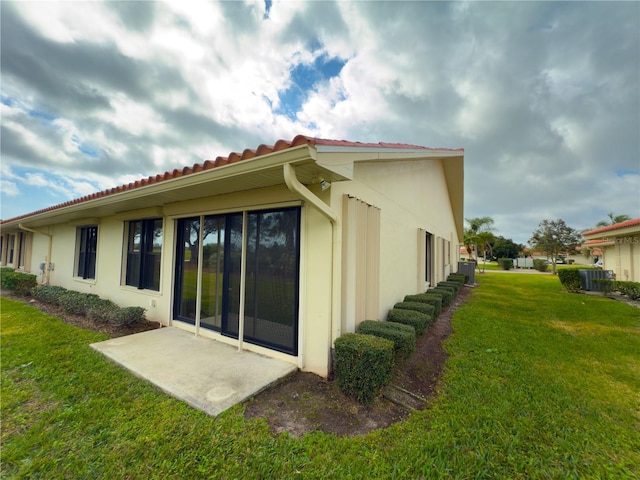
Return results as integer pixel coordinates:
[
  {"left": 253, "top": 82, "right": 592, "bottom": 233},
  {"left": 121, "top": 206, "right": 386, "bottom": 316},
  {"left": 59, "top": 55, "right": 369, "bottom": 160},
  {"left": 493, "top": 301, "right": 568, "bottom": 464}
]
[
  {"left": 582, "top": 217, "right": 640, "bottom": 236},
  {"left": 2, "top": 135, "right": 463, "bottom": 225}
]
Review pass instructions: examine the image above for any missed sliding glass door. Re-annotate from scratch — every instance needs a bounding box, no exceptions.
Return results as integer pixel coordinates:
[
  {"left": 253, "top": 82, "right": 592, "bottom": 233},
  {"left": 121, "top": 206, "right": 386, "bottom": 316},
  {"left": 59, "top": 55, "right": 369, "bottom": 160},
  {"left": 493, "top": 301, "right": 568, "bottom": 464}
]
[
  {"left": 173, "top": 208, "right": 300, "bottom": 355},
  {"left": 243, "top": 208, "right": 300, "bottom": 354}
]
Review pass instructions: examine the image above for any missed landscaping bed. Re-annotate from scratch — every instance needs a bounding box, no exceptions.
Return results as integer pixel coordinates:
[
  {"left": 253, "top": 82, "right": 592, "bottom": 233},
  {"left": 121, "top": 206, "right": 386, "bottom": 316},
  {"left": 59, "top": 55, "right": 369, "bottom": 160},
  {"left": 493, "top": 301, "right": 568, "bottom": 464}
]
[{"left": 244, "top": 286, "right": 471, "bottom": 437}]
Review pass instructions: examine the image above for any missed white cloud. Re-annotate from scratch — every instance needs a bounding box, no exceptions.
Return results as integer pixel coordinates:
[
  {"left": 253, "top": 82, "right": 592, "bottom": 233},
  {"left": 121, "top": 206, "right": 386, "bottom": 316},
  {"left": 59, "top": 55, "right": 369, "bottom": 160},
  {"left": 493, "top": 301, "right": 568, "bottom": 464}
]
[
  {"left": 0, "top": 180, "right": 19, "bottom": 197},
  {"left": 1, "top": 0, "right": 638, "bottom": 242}
]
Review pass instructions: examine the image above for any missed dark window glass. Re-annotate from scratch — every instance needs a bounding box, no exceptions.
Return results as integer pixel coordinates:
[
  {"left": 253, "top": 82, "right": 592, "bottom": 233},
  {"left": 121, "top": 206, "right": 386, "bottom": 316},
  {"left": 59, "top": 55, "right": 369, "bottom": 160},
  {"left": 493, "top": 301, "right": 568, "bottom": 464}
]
[
  {"left": 76, "top": 226, "right": 98, "bottom": 279},
  {"left": 200, "top": 216, "right": 225, "bottom": 330},
  {"left": 425, "top": 232, "right": 433, "bottom": 283},
  {"left": 172, "top": 208, "right": 300, "bottom": 355},
  {"left": 8, "top": 235, "right": 15, "bottom": 264},
  {"left": 221, "top": 213, "right": 243, "bottom": 338},
  {"left": 174, "top": 217, "right": 201, "bottom": 323},
  {"left": 126, "top": 219, "right": 162, "bottom": 291},
  {"left": 244, "top": 208, "right": 300, "bottom": 355}
]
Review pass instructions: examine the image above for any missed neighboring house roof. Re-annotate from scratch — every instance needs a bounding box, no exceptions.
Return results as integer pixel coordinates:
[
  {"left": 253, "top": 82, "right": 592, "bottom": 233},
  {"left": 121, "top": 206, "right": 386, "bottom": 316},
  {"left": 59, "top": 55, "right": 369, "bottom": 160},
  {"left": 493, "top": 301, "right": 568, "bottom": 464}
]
[
  {"left": 582, "top": 218, "right": 640, "bottom": 237},
  {"left": 581, "top": 239, "right": 613, "bottom": 250},
  {"left": 1, "top": 135, "right": 464, "bottom": 237},
  {"left": 582, "top": 217, "right": 640, "bottom": 250}
]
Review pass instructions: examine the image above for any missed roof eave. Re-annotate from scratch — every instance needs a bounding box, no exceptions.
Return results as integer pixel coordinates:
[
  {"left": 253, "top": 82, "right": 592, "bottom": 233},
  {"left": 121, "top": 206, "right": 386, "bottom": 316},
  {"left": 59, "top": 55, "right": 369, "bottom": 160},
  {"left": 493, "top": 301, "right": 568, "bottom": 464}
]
[{"left": 2, "top": 145, "right": 319, "bottom": 230}]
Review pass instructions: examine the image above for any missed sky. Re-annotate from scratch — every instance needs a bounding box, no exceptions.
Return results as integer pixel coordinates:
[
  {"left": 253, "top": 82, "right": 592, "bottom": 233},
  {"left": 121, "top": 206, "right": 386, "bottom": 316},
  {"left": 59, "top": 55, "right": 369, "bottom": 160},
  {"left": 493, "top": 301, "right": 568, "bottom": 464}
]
[{"left": 1, "top": 0, "right": 639, "bottom": 244}]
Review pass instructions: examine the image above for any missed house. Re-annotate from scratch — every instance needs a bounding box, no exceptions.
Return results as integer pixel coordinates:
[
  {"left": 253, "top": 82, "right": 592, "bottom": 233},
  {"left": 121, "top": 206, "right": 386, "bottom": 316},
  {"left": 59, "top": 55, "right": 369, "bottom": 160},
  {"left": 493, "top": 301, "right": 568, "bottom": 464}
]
[
  {"left": 582, "top": 218, "right": 640, "bottom": 282},
  {"left": 0, "top": 135, "right": 464, "bottom": 377}
]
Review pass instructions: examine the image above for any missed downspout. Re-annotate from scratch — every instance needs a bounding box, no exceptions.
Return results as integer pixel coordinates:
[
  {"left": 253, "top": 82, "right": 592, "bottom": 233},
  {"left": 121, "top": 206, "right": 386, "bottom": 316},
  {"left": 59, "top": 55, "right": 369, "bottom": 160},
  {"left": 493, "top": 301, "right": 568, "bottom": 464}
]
[
  {"left": 283, "top": 163, "right": 342, "bottom": 373},
  {"left": 19, "top": 224, "right": 52, "bottom": 285}
]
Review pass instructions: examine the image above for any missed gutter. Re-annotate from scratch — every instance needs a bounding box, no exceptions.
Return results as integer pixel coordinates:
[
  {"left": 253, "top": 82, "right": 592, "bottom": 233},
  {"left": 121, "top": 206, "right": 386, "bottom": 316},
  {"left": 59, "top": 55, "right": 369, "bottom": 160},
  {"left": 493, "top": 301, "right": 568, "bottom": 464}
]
[
  {"left": 283, "top": 163, "right": 342, "bottom": 372},
  {"left": 19, "top": 224, "right": 53, "bottom": 285}
]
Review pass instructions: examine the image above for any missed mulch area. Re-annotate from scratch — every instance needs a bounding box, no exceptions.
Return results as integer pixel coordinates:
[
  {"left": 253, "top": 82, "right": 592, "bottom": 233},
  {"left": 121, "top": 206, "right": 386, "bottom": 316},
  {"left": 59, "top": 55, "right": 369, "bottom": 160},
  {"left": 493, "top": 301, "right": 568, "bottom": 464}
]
[{"left": 244, "top": 286, "right": 472, "bottom": 437}]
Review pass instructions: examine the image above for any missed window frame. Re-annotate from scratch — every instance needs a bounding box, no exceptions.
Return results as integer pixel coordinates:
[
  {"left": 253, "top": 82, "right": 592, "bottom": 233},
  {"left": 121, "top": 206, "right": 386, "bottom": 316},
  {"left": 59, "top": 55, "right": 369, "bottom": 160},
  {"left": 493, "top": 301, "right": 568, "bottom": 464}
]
[{"left": 124, "top": 218, "right": 163, "bottom": 291}]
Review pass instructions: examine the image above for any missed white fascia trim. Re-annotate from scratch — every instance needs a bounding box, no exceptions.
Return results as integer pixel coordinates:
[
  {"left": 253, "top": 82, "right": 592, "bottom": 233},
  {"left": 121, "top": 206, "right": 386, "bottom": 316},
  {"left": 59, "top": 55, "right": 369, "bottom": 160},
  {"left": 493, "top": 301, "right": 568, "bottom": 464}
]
[{"left": 314, "top": 145, "right": 463, "bottom": 157}]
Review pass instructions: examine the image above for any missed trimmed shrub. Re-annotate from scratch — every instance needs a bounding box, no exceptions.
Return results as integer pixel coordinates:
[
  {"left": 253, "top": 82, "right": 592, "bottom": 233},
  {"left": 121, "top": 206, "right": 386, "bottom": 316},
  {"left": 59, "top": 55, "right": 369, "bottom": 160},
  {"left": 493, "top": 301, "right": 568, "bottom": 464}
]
[
  {"left": 112, "top": 306, "right": 146, "bottom": 327},
  {"left": 59, "top": 291, "right": 102, "bottom": 316},
  {"left": 437, "top": 281, "right": 460, "bottom": 294},
  {"left": 87, "top": 298, "right": 120, "bottom": 324},
  {"left": 394, "top": 301, "right": 435, "bottom": 318},
  {"left": 616, "top": 281, "right": 640, "bottom": 300},
  {"left": 558, "top": 268, "right": 581, "bottom": 292},
  {"left": 0, "top": 267, "right": 15, "bottom": 290},
  {"left": 434, "top": 284, "right": 456, "bottom": 294},
  {"left": 447, "top": 273, "right": 469, "bottom": 285},
  {"left": 447, "top": 274, "right": 466, "bottom": 286},
  {"left": 404, "top": 293, "right": 442, "bottom": 318},
  {"left": 387, "top": 308, "right": 430, "bottom": 336},
  {"left": 32, "top": 285, "right": 68, "bottom": 304},
  {"left": 429, "top": 288, "right": 453, "bottom": 307},
  {"left": 334, "top": 333, "right": 394, "bottom": 404},
  {"left": 0, "top": 268, "right": 38, "bottom": 296},
  {"left": 401, "top": 295, "right": 437, "bottom": 317},
  {"left": 498, "top": 258, "right": 514, "bottom": 270},
  {"left": 357, "top": 320, "right": 416, "bottom": 359},
  {"left": 533, "top": 259, "right": 549, "bottom": 272},
  {"left": 30, "top": 285, "right": 148, "bottom": 327}
]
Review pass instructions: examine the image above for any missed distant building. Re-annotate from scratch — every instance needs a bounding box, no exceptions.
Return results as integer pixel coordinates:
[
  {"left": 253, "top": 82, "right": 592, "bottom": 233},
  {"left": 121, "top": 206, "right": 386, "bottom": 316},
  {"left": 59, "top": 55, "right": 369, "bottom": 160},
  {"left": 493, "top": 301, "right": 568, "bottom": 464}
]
[{"left": 582, "top": 218, "right": 640, "bottom": 282}]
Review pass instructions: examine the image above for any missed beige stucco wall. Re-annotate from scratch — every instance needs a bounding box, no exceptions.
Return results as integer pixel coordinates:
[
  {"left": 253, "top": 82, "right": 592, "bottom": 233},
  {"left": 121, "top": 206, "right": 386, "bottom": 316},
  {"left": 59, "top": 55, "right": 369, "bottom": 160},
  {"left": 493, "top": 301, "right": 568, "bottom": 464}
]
[
  {"left": 603, "top": 239, "right": 639, "bottom": 282},
  {"left": 331, "top": 158, "right": 460, "bottom": 322}
]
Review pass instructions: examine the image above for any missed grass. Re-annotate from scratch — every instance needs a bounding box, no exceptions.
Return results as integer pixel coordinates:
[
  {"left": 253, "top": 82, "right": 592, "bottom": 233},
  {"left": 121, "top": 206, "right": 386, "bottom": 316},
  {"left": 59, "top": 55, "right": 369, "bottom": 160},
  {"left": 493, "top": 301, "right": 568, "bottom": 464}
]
[
  {"left": 476, "top": 261, "right": 598, "bottom": 272},
  {"left": 2, "top": 273, "right": 639, "bottom": 478}
]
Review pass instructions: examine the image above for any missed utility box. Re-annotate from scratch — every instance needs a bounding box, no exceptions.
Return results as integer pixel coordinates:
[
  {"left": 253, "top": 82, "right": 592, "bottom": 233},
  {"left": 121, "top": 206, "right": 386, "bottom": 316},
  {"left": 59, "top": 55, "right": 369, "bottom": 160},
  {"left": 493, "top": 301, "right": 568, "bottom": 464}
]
[
  {"left": 579, "top": 269, "right": 614, "bottom": 291},
  {"left": 457, "top": 261, "right": 476, "bottom": 285}
]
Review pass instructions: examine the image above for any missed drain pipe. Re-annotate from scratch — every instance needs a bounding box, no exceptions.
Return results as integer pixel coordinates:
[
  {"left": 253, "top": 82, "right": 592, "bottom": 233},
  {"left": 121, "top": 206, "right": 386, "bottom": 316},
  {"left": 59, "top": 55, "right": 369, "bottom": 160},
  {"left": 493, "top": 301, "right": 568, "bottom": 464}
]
[
  {"left": 283, "top": 163, "right": 342, "bottom": 372},
  {"left": 19, "top": 224, "right": 52, "bottom": 285}
]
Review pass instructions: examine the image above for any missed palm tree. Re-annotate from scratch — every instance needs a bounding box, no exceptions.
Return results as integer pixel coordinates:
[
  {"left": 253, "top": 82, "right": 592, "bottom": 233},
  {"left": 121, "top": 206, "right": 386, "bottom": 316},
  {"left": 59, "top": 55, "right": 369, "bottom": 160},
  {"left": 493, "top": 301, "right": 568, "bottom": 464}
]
[
  {"left": 464, "top": 217, "right": 495, "bottom": 273},
  {"left": 595, "top": 213, "right": 631, "bottom": 228}
]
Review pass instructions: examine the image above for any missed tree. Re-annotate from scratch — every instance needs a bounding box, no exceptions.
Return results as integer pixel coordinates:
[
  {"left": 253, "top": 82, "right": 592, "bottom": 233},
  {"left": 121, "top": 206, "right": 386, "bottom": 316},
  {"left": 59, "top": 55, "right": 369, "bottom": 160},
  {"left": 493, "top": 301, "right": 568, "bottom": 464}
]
[
  {"left": 528, "top": 219, "right": 583, "bottom": 275},
  {"left": 595, "top": 213, "right": 631, "bottom": 228},
  {"left": 492, "top": 236, "right": 525, "bottom": 260},
  {"left": 464, "top": 217, "right": 495, "bottom": 272}
]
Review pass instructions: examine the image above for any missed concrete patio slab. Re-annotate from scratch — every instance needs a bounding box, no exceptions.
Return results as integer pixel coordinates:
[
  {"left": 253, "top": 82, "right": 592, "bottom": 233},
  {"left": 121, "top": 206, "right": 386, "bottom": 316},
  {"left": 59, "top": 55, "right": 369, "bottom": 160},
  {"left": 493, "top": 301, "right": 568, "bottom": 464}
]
[{"left": 91, "top": 327, "right": 297, "bottom": 417}]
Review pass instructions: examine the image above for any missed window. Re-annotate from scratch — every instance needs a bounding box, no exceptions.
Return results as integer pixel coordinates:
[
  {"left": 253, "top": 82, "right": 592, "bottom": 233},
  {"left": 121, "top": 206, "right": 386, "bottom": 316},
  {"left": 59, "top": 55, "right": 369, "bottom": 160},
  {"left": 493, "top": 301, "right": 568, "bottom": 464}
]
[
  {"left": 17, "top": 232, "right": 32, "bottom": 270},
  {"left": 425, "top": 231, "right": 433, "bottom": 283},
  {"left": 125, "top": 218, "right": 163, "bottom": 291},
  {"left": 8, "top": 234, "right": 15, "bottom": 265},
  {"left": 76, "top": 226, "right": 98, "bottom": 279}
]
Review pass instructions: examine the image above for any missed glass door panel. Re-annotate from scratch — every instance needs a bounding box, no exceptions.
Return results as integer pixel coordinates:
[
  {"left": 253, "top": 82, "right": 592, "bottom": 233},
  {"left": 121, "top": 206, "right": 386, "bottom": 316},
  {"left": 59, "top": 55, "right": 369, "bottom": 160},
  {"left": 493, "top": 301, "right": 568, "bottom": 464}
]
[
  {"left": 220, "top": 213, "right": 243, "bottom": 338},
  {"left": 199, "top": 216, "right": 224, "bottom": 330},
  {"left": 244, "top": 208, "right": 300, "bottom": 355},
  {"left": 174, "top": 217, "right": 200, "bottom": 324}
]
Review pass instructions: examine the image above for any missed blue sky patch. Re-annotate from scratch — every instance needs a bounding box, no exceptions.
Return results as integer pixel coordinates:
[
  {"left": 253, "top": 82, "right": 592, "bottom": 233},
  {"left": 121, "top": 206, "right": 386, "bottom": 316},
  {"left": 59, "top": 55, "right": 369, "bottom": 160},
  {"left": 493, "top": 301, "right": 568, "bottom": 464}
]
[
  {"left": 71, "top": 134, "right": 99, "bottom": 158},
  {"left": 616, "top": 169, "right": 640, "bottom": 177},
  {"left": 276, "top": 54, "right": 346, "bottom": 119},
  {"left": 1, "top": 95, "right": 14, "bottom": 107},
  {"left": 28, "top": 109, "right": 57, "bottom": 124}
]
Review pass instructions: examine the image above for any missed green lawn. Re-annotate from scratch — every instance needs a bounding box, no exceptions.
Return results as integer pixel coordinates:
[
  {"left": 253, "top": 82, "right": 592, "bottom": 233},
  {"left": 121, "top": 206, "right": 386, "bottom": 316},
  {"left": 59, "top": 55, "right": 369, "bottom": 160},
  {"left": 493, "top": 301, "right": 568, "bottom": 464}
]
[
  {"left": 475, "top": 261, "right": 596, "bottom": 271},
  {"left": 2, "top": 273, "right": 639, "bottom": 478}
]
